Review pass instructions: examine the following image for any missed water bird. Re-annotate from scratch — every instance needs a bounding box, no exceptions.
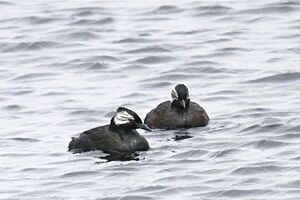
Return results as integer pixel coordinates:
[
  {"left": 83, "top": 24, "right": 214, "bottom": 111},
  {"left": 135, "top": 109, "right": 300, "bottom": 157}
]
[
  {"left": 144, "top": 84, "right": 209, "bottom": 129},
  {"left": 69, "top": 107, "right": 151, "bottom": 154}
]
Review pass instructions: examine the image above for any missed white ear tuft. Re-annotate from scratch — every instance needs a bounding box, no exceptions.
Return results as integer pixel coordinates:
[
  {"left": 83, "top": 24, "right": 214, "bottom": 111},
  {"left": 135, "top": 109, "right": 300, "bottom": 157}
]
[
  {"left": 171, "top": 87, "right": 178, "bottom": 101},
  {"left": 187, "top": 90, "right": 190, "bottom": 99},
  {"left": 114, "top": 110, "right": 134, "bottom": 125}
]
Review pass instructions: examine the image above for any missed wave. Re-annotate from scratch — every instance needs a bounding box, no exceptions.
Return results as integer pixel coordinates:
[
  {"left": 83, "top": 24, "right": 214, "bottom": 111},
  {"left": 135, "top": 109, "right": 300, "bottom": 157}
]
[
  {"left": 193, "top": 5, "right": 233, "bottom": 16},
  {"left": 132, "top": 56, "right": 174, "bottom": 64},
  {"left": 70, "top": 17, "right": 114, "bottom": 26},
  {"left": 72, "top": 62, "right": 107, "bottom": 71},
  {"left": 0, "top": 1, "right": 13, "bottom": 5},
  {"left": 59, "top": 171, "right": 98, "bottom": 178},
  {"left": 2, "top": 41, "right": 61, "bottom": 52},
  {"left": 123, "top": 46, "right": 171, "bottom": 54},
  {"left": 66, "top": 31, "right": 99, "bottom": 40},
  {"left": 231, "top": 165, "right": 285, "bottom": 175},
  {"left": 147, "top": 5, "right": 183, "bottom": 15},
  {"left": 7, "top": 137, "right": 39, "bottom": 142},
  {"left": 247, "top": 72, "right": 300, "bottom": 83},
  {"left": 11, "top": 72, "right": 59, "bottom": 81},
  {"left": 114, "top": 38, "right": 154, "bottom": 43},
  {"left": 241, "top": 139, "right": 287, "bottom": 149},
  {"left": 238, "top": 4, "right": 298, "bottom": 15},
  {"left": 4, "top": 104, "right": 23, "bottom": 111}
]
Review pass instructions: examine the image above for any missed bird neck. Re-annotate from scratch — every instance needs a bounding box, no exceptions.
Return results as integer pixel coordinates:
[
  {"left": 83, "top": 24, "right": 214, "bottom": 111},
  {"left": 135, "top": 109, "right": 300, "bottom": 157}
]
[
  {"left": 171, "top": 102, "right": 189, "bottom": 113},
  {"left": 109, "top": 120, "right": 136, "bottom": 136}
]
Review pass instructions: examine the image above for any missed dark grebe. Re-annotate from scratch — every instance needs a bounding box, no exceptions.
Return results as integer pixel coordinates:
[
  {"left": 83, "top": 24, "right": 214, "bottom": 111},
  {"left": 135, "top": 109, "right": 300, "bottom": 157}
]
[
  {"left": 144, "top": 84, "right": 209, "bottom": 129},
  {"left": 69, "top": 107, "right": 151, "bottom": 154}
]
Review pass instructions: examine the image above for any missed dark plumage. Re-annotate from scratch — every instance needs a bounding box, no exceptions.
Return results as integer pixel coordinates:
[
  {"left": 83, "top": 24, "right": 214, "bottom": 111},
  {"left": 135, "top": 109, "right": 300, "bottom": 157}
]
[
  {"left": 144, "top": 84, "right": 209, "bottom": 129},
  {"left": 69, "top": 107, "right": 151, "bottom": 154}
]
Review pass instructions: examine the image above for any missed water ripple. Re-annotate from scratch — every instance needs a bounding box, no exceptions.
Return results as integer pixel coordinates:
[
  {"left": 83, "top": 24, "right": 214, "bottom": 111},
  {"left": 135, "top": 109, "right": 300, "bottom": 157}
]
[
  {"left": 149, "top": 5, "right": 183, "bottom": 14},
  {"left": 7, "top": 137, "right": 39, "bottom": 142},
  {"left": 70, "top": 17, "right": 114, "bottom": 26},
  {"left": 0, "top": 1, "right": 13, "bottom": 5},
  {"left": 193, "top": 5, "right": 233, "bottom": 16},
  {"left": 65, "top": 31, "right": 99, "bottom": 40},
  {"left": 115, "top": 38, "right": 154, "bottom": 44},
  {"left": 4, "top": 104, "right": 23, "bottom": 111},
  {"left": 11, "top": 72, "right": 59, "bottom": 82},
  {"left": 123, "top": 46, "right": 171, "bottom": 54},
  {"left": 238, "top": 4, "right": 299, "bottom": 15},
  {"left": 132, "top": 56, "right": 174, "bottom": 64},
  {"left": 18, "top": 16, "right": 64, "bottom": 24},
  {"left": 242, "top": 139, "right": 287, "bottom": 149},
  {"left": 60, "top": 171, "right": 98, "bottom": 178},
  {"left": 2, "top": 41, "right": 61, "bottom": 52},
  {"left": 247, "top": 72, "right": 300, "bottom": 83},
  {"left": 231, "top": 165, "right": 286, "bottom": 175}
]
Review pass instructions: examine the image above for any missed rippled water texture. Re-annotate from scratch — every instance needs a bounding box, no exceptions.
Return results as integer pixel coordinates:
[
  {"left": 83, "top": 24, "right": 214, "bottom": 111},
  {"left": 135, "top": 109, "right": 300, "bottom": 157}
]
[{"left": 1, "top": 0, "right": 300, "bottom": 199}]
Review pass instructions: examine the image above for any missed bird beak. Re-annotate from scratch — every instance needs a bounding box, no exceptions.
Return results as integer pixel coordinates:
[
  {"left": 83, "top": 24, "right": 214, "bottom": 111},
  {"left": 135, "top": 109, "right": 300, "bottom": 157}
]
[
  {"left": 136, "top": 123, "right": 152, "bottom": 132},
  {"left": 180, "top": 100, "right": 186, "bottom": 109}
]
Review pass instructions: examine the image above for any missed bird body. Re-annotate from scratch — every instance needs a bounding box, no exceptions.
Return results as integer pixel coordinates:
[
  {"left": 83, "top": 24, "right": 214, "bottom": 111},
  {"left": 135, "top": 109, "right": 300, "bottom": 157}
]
[
  {"left": 69, "top": 107, "right": 150, "bottom": 154},
  {"left": 144, "top": 84, "right": 209, "bottom": 129},
  {"left": 145, "top": 101, "right": 209, "bottom": 129}
]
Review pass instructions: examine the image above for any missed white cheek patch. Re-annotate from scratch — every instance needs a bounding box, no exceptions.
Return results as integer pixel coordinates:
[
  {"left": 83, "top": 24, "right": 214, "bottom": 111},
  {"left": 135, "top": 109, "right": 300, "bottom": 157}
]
[
  {"left": 114, "top": 111, "right": 134, "bottom": 125},
  {"left": 171, "top": 87, "right": 178, "bottom": 101}
]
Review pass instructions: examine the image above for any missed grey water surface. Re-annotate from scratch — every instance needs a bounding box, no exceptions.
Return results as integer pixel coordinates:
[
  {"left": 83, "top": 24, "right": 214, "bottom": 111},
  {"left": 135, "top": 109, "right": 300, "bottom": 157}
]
[{"left": 1, "top": 0, "right": 300, "bottom": 199}]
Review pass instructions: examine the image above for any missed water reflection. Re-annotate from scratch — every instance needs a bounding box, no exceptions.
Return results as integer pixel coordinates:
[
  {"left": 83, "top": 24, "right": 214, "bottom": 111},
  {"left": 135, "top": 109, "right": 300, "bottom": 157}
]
[
  {"left": 172, "top": 131, "right": 193, "bottom": 141},
  {"left": 99, "top": 152, "right": 142, "bottom": 162}
]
